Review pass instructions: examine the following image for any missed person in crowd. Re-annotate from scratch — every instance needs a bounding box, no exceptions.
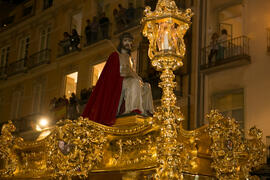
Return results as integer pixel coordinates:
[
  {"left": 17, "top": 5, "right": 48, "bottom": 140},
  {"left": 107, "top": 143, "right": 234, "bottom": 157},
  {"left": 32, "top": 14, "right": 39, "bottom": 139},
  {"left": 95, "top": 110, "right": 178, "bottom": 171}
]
[
  {"left": 80, "top": 88, "right": 88, "bottom": 101},
  {"left": 126, "top": 3, "right": 135, "bottom": 24},
  {"left": 68, "top": 93, "right": 78, "bottom": 120},
  {"left": 99, "top": 12, "right": 110, "bottom": 39},
  {"left": 208, "top": 32, "right": 219, "bottom": 64},
  {"left": 59, "top": 32, "right": 71, "bottom": 54},
  {"left": 69, "top": 93, "right": 77, "bottom": 105},
  {"left": 218, "top": 29, "right": 228, "bottom": 60},
  {"left": 91, "top": 16, "right": 99, "bottom": 42},
  {"left": 85, "top": 19, "right": 91, "bottom": 45},
  {"left": 49, "top": 97, "right": 57, "bottom": 110},
  {"left": 118, "top": 4, "right": 127, "bottom": 26},
  {"left": 113, "top": 8, "right": 122, "bottom": 30},
  {"left": 70, "top": 29, "right": 80, "bottom": 50}
]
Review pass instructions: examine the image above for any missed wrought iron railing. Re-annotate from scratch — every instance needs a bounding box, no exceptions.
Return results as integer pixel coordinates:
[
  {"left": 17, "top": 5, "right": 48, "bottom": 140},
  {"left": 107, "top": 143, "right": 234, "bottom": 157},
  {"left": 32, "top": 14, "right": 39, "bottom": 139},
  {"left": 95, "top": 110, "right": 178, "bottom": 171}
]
[
  {"left": 27, "top": 49, "right": 51, "bottom": 69},
  {"left": 6, "top": 58, "right": 27, "bottom": 77},
  {"left": 84, "top": 23, "right": 113, "bottom": 47},
  {"left": 58, "top": 36, "right": 82, "bottom": 57},
  {"left": 0, "top": 66, "right": 7, "bottom": 79},
  {"left": 114, "top": 7, "right": 144, "bottom": 34},
  {"left": 201, "top": 36, "right": 250, "bottom": 69}
]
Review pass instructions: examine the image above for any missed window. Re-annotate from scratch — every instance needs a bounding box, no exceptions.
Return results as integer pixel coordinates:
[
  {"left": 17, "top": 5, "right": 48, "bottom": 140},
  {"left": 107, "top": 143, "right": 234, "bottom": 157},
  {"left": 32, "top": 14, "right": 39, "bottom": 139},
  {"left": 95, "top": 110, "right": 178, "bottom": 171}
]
[
  {"left": 212, "top": 89, "right": 244, "bottom": 129},
  {"left": 218, "top": 4, "right": 242, "bottom": 39},
  {"left": 32, "top": 84, "right": 43, "bottom": 113},
  {"left": 23, "top": 5, "right": 33, "bottom": 17},
  {"left": 71, "top": 12, "right": 82, "bottom": 35},
  {"left": 92, "top": 62, "right": 106, "bottom": 86},
  {"left": 18, "top": 36, "right": 30, "bottom": 60},
  {"left": 11, "top": 91, "right": 22, "bottom": 120},
  {"left": 1, "top": 16, "right": 14, "bottom": 27},
  {"left": 43, "top": 0, "right": 53, "bottom": 10},
  {"left": 65, "top": 72, "right": 78, "bottom": 99},
  {"left": 0, "top": 46, "right": 10, "bottom": 67},
  {"left": 40, "top": 26, "right": 51, "bottom": 50}
]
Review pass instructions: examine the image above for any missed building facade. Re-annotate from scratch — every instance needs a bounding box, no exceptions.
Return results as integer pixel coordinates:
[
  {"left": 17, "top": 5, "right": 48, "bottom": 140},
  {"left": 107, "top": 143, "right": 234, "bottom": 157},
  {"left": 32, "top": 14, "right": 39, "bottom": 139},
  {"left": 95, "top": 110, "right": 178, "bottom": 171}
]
[
  {"left": 197, "top": 0, "right": 270, "bottom": 141},
  {"left": 2, "top": 0, "right": 269, "bottom": 143},
  {"left": 0, "top": 0, "right": 197, "bottom": 139}
]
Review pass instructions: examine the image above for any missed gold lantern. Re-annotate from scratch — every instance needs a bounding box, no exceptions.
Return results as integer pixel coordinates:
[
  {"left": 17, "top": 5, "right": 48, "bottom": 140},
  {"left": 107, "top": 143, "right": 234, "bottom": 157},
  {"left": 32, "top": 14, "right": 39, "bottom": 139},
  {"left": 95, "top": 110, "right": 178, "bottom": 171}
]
[
  {"left": 141, "top": 0, "right": 193, "bottom": 108},
  {"left": 141, "top": 0, "right": 193, "bottom": 179}
]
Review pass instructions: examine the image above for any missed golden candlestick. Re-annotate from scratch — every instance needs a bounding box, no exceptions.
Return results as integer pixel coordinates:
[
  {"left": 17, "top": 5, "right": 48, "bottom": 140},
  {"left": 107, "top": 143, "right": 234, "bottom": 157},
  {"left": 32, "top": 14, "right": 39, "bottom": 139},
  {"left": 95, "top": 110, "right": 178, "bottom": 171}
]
[{"left": 141, "top": 0, "right": 193, "bottom": 179}]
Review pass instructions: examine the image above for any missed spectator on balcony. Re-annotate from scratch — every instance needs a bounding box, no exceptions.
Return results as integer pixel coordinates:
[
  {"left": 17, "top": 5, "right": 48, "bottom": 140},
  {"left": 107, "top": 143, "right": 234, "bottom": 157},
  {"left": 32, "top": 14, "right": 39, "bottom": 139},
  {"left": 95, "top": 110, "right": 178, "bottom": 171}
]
[
  {"left": 208, "top": 32, "right": 219, "bottom": 64},
  {"left": 113, "top": 8, "right": 122, "bottom": 30},
  {"left": 70, "top": 29, "right": 80, "bottom": 50},
  {"left": 217, "top": 29, "right": 228, "bottom": 60},
  {"left": 85, "top": 19, "right": 91, "bottom": 45},
  {"left": 126, "top": 3, "right": 135, "bottom": 24},
  {"left": 99, "top": 12, "right": 110, "bottom": 39},
  {"left": 49, "top": 97, "right": 57, "bottom": 110},
  {"left": 91, "top": 16, "right": 99, "bottom": 42},
  {"left": 59, "top": 32, "right": 71, "bottom": 54},
  {"left": 118, "top": 4, "right": 127, "bottom": 26},
  {"left": 68, "top": 93, "right": 78, "bottom": 120}
]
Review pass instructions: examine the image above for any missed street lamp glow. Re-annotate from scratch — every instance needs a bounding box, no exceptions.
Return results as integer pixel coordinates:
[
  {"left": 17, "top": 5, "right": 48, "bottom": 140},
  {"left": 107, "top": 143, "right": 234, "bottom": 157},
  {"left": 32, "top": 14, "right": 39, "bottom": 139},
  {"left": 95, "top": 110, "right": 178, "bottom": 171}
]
[{"left": 39, "top": 118, "right": 49, "bottom": 127}]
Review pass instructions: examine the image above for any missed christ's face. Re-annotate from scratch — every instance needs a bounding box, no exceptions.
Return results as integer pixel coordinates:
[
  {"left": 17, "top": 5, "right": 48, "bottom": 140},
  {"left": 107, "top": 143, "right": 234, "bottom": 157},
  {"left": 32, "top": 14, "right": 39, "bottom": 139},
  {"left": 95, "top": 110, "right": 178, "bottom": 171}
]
[{"left": 122, "top": 38, "right": 133, "bottom": 51}]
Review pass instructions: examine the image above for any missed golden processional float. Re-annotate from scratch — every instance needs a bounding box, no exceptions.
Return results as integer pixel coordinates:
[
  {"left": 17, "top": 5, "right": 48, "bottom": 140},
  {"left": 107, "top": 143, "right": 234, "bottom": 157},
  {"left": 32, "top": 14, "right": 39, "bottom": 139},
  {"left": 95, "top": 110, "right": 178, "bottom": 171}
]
[{"left": 0, "top": 0, "right": 266, "bottom": 179}]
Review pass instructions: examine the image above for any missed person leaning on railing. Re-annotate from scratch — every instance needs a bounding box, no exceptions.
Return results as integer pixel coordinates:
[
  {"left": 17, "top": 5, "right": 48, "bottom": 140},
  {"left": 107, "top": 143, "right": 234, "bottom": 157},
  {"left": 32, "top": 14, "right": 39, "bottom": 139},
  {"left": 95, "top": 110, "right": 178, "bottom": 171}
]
[
  {"left": 70, "top": 29, "right": 80, "bottom": 50},
  {"left": 208, "top": 32, "right": 219, "bottom": 64},
  {"left": 91, "top": 16, "right": 99, "bottom": 43},
  {"left": 99, "top": 12, "right": 110, "bottom": 39},
  {"left": 85, "top": 19, "right": 91, "bottom": 45},
  {"left": 126, "top": 3, "right": 135, "bottom": 24},
  {"left": 59, "top": 32, "right": 71, "bottom": 54},
  {"left": 217, "top": 29, "right": 228, "bottom": 60}
]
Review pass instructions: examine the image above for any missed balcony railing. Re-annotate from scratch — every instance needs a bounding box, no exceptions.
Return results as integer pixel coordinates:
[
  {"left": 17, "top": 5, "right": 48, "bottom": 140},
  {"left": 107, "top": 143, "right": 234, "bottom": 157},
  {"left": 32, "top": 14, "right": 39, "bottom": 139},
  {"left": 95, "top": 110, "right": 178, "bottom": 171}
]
[
  {"left": 0, "top": 66, "right": 7, "bottom": 79},
  {"left": 200, "top": 36, "right": 250, "bottom": 70},
  {"left": 84, "top": 23, "right": 113, "bottom": 47},
  {"left": 27, "top": 49, "right": 51, "bottom": 69},
  {"left": 58, "top": 36, "right": 82, "bottom": 57},
  {"left": 6, "top": 58, "right": 27, "bottom": 77},
  {"left": 114, "top": 7, "right": 144, "bottom": 34}
]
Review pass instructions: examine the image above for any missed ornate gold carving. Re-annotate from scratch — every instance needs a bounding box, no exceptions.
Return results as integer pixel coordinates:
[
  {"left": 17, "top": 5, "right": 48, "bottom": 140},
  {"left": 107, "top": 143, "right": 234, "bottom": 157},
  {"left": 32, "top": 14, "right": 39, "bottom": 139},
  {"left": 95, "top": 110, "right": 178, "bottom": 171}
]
[
  {"left": 207, "top": 110, "right": 266, "bottom": 180},
  {"left": 46, "top": 117, "right": 108, "bottom": 177},
  {"left": 0, "top": 120, "right": 19, "bottom": 177}
]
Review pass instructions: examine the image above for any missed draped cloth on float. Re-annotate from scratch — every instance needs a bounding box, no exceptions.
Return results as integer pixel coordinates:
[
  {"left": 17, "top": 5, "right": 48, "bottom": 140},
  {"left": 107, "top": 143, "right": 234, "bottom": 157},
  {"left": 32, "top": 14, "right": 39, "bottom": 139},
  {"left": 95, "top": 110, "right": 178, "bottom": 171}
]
[{"left": 82, "top": 52, "right": 123, "bottom": 126}]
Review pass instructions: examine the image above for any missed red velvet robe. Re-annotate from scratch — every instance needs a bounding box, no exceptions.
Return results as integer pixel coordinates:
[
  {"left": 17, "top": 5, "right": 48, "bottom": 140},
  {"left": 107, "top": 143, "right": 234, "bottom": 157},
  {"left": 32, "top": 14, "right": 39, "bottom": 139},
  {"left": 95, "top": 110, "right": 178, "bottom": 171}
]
[{"left": 82, "top": 52, "right": 123, "bottom": 126}]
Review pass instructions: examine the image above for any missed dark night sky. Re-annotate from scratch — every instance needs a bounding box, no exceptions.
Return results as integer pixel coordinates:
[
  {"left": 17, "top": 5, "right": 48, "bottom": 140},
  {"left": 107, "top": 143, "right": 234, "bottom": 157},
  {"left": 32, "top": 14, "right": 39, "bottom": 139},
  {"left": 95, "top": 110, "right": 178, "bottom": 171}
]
[
  {"left": 0, "top": 0, "right": 27, "bottom": 20},
  {"left": 0, "top": 0, "right": 26, "bottom": 4}
]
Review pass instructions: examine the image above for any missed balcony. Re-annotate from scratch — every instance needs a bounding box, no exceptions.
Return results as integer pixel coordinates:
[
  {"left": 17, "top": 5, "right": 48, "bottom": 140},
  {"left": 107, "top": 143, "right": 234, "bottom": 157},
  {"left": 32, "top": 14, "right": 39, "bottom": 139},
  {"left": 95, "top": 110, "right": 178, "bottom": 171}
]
[
  {"left": 0, "top": 16, "right": 14, "bottom": 31},
  {"left": 200, "top": 36, "right": 250, "bottom": 74},
  {"left": 0, "top": 66, "right": 7, "bottom": 80},
  {"left": 83, "top": 7, "right": 143, "bottom": 47},
  {"left": 58, "top": 36, "right": 82, "bottom": 57},
  {"left": 6, "top": 58, "right": 27, "bottom": 77},
  {"left": 27, "top": 49, "right": 51, "bottom": 69},
  {"left": 113, "top": 7, "right": 144, "bottom": 34},
  {"left": 84, "top": 23, "right": 112, "bottom": 47}
]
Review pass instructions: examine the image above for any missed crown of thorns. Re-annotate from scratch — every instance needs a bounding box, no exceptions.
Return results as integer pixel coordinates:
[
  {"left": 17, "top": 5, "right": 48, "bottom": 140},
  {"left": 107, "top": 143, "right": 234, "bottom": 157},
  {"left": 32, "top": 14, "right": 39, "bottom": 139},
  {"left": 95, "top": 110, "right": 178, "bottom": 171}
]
[{"left": 119, "top": 32, "right": 134, "bottom": 41}]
